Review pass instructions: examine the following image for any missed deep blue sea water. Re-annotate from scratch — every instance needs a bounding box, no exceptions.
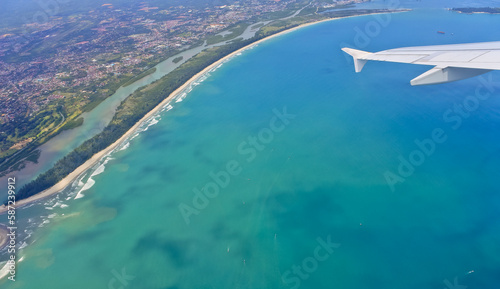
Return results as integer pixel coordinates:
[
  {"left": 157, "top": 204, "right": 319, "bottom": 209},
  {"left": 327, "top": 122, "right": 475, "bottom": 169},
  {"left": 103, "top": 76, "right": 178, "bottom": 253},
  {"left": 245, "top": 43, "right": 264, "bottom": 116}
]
[{"left": 1, "top": 8, "right": 500, "bottom": 289}]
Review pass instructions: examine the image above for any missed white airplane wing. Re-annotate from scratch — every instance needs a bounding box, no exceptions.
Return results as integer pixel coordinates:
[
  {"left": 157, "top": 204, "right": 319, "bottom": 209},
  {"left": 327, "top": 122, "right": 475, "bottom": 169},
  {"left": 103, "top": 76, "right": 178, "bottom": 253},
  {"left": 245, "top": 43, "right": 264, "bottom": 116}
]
[{"left": 342, "top": 41, "right": 500, "bottom": 85}]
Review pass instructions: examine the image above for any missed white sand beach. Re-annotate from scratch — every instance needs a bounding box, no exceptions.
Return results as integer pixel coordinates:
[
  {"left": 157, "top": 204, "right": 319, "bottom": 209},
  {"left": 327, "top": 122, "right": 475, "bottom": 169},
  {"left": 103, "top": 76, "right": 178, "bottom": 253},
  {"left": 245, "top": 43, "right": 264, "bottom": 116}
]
[{"left": 0, "top": 11, "right": 405, "bottom": 215}]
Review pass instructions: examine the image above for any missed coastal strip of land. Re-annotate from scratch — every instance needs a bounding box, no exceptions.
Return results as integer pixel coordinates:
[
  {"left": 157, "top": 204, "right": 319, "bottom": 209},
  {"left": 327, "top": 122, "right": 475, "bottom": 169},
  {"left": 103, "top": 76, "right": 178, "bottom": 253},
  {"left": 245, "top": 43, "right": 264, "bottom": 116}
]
[
  {"left": 0, "top": 10, "right": 407, "bottom": 214},
  {"left": 450, "top": 7, "right": 500, "bottom": 14}
]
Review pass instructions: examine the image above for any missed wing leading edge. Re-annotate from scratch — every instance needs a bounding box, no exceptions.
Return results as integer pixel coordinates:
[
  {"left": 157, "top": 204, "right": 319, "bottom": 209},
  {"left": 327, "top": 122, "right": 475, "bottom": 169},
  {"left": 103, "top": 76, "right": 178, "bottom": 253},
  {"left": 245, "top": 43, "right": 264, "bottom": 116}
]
[{"left": 342, "top": 41, "right": 500, "bottom": 85}]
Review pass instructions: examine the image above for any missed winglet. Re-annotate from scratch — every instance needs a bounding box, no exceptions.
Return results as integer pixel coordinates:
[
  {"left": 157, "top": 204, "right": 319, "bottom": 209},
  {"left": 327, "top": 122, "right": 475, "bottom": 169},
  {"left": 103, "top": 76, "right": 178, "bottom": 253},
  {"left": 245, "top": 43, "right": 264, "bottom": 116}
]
[{"left": 341, "top": 48, "right": 372, "bottom": 73}]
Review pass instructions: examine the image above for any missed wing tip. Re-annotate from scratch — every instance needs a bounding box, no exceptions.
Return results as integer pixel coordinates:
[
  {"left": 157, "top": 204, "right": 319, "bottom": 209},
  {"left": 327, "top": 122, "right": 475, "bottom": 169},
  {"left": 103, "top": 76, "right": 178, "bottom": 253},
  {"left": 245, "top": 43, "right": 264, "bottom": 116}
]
[
  {"left": 341, "top": 48, "right": 371, "bottom": 73},
  {"left": 342, "top": 47, "right": 371, "bottom": 73},
  {"left": 341, "top": 48, "right": 371, "bottom": 58}
]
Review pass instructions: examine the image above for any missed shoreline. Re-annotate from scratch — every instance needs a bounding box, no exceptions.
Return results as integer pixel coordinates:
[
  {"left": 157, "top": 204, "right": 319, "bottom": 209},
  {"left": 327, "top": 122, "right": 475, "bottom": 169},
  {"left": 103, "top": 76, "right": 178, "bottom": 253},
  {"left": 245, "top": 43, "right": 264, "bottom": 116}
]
[{"left": 0, "top": 10, "right": 405, "bottom": 214}]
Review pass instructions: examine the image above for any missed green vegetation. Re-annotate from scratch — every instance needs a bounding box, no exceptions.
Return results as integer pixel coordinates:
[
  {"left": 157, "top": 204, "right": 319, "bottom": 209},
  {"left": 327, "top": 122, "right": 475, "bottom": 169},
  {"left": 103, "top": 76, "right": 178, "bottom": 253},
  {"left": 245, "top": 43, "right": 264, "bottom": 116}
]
[
  {"left": 0, "top": 142, "right": 42, "bottom": 178},
  {"left": 0, "top": 108, "right": 63, "bottom": 167},
  {"left": 258, "top": 0, "right": 310, "bottom": 21},
  {"left": 123, "top": 68, "right": 157, "bottom": 87},
  {"left": 1, "top": 60, "right": 142, "bottom": 159},
  {"left": 206, "top": 23, "right": 250, "bottom": 45},
  {"left": 251, "top": 23, "right": 265, "bottom": 30},
  {"left": 228, "top": 38, "right": 243, "bottom": 44},
  {"left": 80, "top": 73, "right": 133, "bottom": 112},
  {"left": 60, "top": 117, "right": 84, "bottom": 131},
  {"left": 172, "top": 56, "right": 184, "bottom": 64},
  {"left": 3, "top": 21, "right": 95, "bottom": 64},
  {"left": 260, "top": 9, "right": 296, "bottom": 20},
  {"left": 25, "top": 149, "right": 41, "bottom": 164},
  {"left": 298, "top": 7, "right": 318, "bottom": 16}
]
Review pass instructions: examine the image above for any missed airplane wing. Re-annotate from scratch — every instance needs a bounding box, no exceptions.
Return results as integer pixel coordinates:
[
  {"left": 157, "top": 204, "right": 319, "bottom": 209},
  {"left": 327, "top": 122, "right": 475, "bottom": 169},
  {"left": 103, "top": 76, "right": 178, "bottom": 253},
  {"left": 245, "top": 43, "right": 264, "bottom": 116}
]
[{"left": 342, "top": 41, "right": 500, "bottom": 85}]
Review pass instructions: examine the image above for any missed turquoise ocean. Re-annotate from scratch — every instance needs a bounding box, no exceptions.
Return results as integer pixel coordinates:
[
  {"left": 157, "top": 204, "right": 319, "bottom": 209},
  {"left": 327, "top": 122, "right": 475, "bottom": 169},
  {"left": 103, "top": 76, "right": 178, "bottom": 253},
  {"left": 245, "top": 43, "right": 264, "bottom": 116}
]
[{"left": 2, "top": 6, "right": 500, "bottom": 289}]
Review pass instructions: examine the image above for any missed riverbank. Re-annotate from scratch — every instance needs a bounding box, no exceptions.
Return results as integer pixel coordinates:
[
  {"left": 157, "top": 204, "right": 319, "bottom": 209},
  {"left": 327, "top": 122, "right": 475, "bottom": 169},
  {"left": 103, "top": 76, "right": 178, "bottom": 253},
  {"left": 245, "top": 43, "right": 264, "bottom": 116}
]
[{"left": 0, "top": 10, "right": 405, "bottom": 215}]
